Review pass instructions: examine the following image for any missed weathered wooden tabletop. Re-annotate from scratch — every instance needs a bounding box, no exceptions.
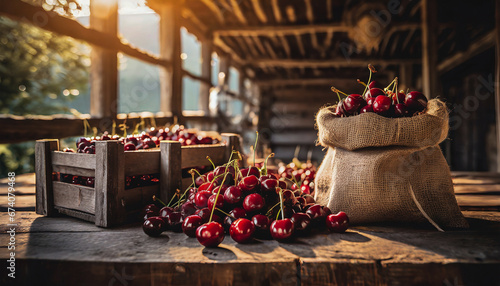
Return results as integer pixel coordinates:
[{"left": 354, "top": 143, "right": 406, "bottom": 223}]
[{"left": 1, "top": 173, "right": 500, "bottom": 286}]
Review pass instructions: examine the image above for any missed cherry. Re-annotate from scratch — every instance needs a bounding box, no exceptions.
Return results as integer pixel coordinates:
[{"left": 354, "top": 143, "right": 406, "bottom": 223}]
[
  {"left": 296, "top": 197, "right": 306, "bottom": 207},
  {"left": 291, "top": 213, "right": 311, "bottom": 234},
  {"left": 343, "top": 94, "right": 367, "bottom": 114},
  {"left": 282, "top": 189, "right": 297, "bottom": 206},
  {"left": 240, "top": 166, "right": 260, "bottom": 178},
  {"left": 86, "top": 177, "right": 95, "bottom": 187},
  {"left": 207, "top": 194, "right": 224, "bottom": 211},
  {"left": 365, "top": 88, "right": 385, "bottom": 100},
  {"left": 214, "top": 165, "right": 235, "bottom": 179},
  {"left": 305, "top": 204, "right": 324, "bottom": 221},
  {"left": 278, "top": 180, "right": 287, "bottom": 190},
  {"left": 335, "top": 99, "right": 347, "bottom": 117},
  {"left": 182, "top": 215, "right": 204, "bottom": 237},
  {"left": 143, "top": 204, "right": 160, "bottom": 216},
  {"left": 63, "top": 147, "right": 75, "bottom": 153},
  {"left": 195, "top": 175, "right": 207, "bottom": 187},
  {"left": 270, "top": 219, "right": 294, "bottom": 241},
  {"left": 224, "top": 186, "right": 244, "bottom": 205},
  {"left": 243, "top": 193, "right": 265, "bottom": 213},
  {"left": 124, "top": 142, "right": 136, "bottom": 151},
  {"left": 300, "top": 184, "right": 310, "bottom": 194},
  {"left": 326, "top": 212, "right": 349, "bottom": 233},
  {"left": 238, "top": 175, "right": 259, "bottom": 193},
  {"left": 303, "top": 194, "right": 315, "bottom": 204},
  {"left": 143, "top": 210, "right": 157, "bottom": 221},
  {"left": 199, "top": 182, "right": 215, "bottom": 193},
  {"left": 368, "top": 80, "right": 382, "bottom": 89},
  {"left": 181, "top": 201, "right": 197, "bottom": 218},
  {"left": 159, "top": 206, "right": 174, "bottom": 218},
  {"left": 196, "top": 222, "right": 225, "bottom": 247},
  {"left": 223, "top": 215, "right": 237, "bottom": 232},
  {"left": 125, "top": 136, "right": 138, "bottom": 145},
  {"left": 229, "top": 207, "right": 247, "bottom": 219},
  {"left": 261, "top": 179, "right": 278, "bottom": 192},
  {"left": 372, "top": 95, "right": 392, "bottom": 115},
  {"left": 394, "top": 103, "right": 409, "bottom": 117},
  {"left": 212, "top": 184, "right": 229, "bottom": 195},
  {"left": 206, "top": 171, "right": 215, "bottom": 182},
  {"left": 195, "top": 207, "right": 211, "bottom": 222},
  {"left": 143, "top": 217, "right": 165, "bottom": 237},
  {"left": 194, "top": 190, "right": 212, "bottom": 208},
  {"left": 392, "top": 92, "right": 406, "bottom": 105},
  {"left": 166, "top": 211, "right": 183, "bottom": 232},
  {"left": 360, "top": 104, "right": 374, "bottom": 114},
  {"left": 230, "top": 218, "right": 255, "bottom": 244},
  {"left": 252, "top": 214, "right": 272, "bottom": 238},
  {"left": 405, "top": 91, "right": 427, "bottom": 113}
]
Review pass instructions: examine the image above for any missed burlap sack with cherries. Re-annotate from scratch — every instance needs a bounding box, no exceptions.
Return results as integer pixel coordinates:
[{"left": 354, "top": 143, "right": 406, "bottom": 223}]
[{"left": 314, "top": 99, "right": 468, "bottom": 229}]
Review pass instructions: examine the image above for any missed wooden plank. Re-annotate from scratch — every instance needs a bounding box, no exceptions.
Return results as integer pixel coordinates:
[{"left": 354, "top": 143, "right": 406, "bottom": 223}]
[
  {"left": 52, "top": 165, "right": 95, "bottom": 178},
  {"left": 200, "top": 0, "right": 224, "bottom": 23},
  {"left": 183, "top": 69, "right": 212, "bottom": 87},
  {"left": 181, "top": 145, "right": 226, "bottom": 168},
  {"left": 52, "top": 152, "right": 96, "bottom": 170},
  {"left": 221, "top": 133, "right": 241, "bottom": 162},
  {"left": 454, "top": 184, "right": 500, "bottom": 194},
  {"left": 89, "top": 0, "right": 118, "bottom": 119},
  {"left": 214, "top": 23, "right": 351, "bottom": 36},
  {"left": 496, "top": 0, "right": 500, "bottom": 172},
  {"left": 159, "top": 2, "right": 183, "bottom": 119},
  {"left": 246, "top": 58, "right": 421, "bottom": 68},
  {"left": 160, "top": 141, "right": 182, "bottom": 204},
  {"left": 455, "top": 194, "right": 500, "bottom": 207},
  {"left": 123, "top": 149, "right": 160, "bottom": 176},
  {"left": 35, "top": 139, "right": 58, "bottom": 217},
  {"left": 214, "top": 35, "right": 245, "bottom": 64},
  {"left": 55, "top": 207, "right": 95, "bottom": 223},
  {"left": 95, "top": 141, "right": 125, "bottom": 227},
  {"left": 421, "top": 0, "right": 438, "bottom": 98},
  {"left": 0, "top": 0, "right": 168, "bottom": 68},
  {"left": 251, "top": 0, "right": 268, "bottom": 23},
  {"left": 230, "top": 0, "right": 247, "bottom": 25},
  {"left": 271, "top": 0, "right": 282, "bottom": 23},
  {"left": 53, "top": 181, "right": 95, "bottom": 214}
]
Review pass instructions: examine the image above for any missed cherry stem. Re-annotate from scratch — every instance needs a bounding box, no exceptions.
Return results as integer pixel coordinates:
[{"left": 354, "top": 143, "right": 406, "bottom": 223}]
[
  {"left": 266, "top": 201, "right": 282, "bottom": 216},
  {"left": 167, "top": 192, "right": 177, "bottom": 207},
  {"left": 253, "top": 131, "right": 259, "bottom": 167},
  {"left": 206, "top": 156, "right": 216, "bottom": 169},
  {"left": 111, "top": 120, "right": 116, "bottom": 136},
  {"left": 139, "top": 117, "right": 145, "bottom": 132},
  {"left": 330, "top": 87, "right": 342, "bottom": 102},
  {"left": 177, "top": 182, "right": 195, "bottom": 205},
  {"left": 150, "top": 116, "right": 157, "bottom": 129},
  {"left": 132, "top": 123, "right": 140, "bottom": 135},
  {"left": 260, "top": 153, "right": 275, "bottom": 176},
  {"left": 294, "top": 145, "right": 300, "bottom": 160},
  {"left": 216, "top": 208, "right": 235, "bottom": 219},
  {"left": 362, "top": 64, "right": 375, "bottom": 97},
  {"left": 83, "top": 118, "right": 91, "bottom": 138},
  {"left": 357, "top": 79, "right": 367, "bottom": 87},
  {"left": 385, "top": 77, "right": 397, "bottom": 91},
  {"left": 279, "top": 189, "right": 285, "bottom": 220},
  {"left": 276, "top": 208, "right": 281, "bottom": 221},
  {"left": 152, "top": 195, "right": 167, "bottom": 207},
  {"left": 209, "top": 171, "right": 229, "bottom": 223},
  {"left": 190, "top": 170, "right": 196, "bottom": 187}
]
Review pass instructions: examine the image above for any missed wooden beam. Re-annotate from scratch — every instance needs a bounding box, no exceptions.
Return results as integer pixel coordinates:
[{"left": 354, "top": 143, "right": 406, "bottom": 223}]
[
  {"left": 0, "top": 0, "right": 169, "bottom": 68},
  {"left": 496, "top": 0, "right": 500, "bottom": 172},
  {"left": 279, "top": 35, "right": 291, "bottom": 58},
  {"left": 159, "top": 3, "right": 183, "bottom": 119},
  {"left": 326, "top": 0, "right": 332, "bottom": 20},
  {"left": 89, "top": 0, "right": 118, "bottom": 119},
  {"left": 230, "top": 0, "right": 248, "bottom": 25},
  {"left": 183, "top": 69, "right": 212, "bottom": 87},
  {"left": 438, "top": 30, "right": 496, "bottom": 74},
  {"left": 214, "top": 23, "right": 350, "bottom": 36},
  {"left": 200, "top": 0, "right": 224, "bottom": 24},
  {"left": 199, "top": 39, "right": 213, "bottom": 114},
  {"left": 180, "top": 8, "right": 210, "bottom": 40},
  {"left": 214, "top": 35, "right": 244, "bottom": 64},
  {"left": 255, "top": 78, "right": 354, "bottom": 87},
  {"left": 286, "top": 6, "right": 296, "bottom": 23},
  {"left": 295, "top": 33, "right": 306, "bottom": 56},
  {"left": 421, "top": 0, "right": 438, "bottom": 98},
  {"left": 271, "top": 0, "right": 282, "bottom": 23},
  {"left": 251, "top": 0, "right": 268, "bottom": 23},
  {"left": 399, "top": 64, "right": 413, "bottom": 91},
  {"left": 245, "top": 58, "right": 421, "bottom": 68},
  {"left": 304, "top": 0, "right": 314, "bottom": 23}
]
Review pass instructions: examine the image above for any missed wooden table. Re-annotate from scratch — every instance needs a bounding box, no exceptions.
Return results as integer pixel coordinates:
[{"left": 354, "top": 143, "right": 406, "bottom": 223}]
[{"left": 1, "top": 173, "right": 500, "bottom": 285}]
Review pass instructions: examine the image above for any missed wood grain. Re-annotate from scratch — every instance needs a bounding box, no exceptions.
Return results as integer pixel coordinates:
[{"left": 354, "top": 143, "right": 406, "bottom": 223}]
[
  {"left": 52, "top": 152, "right": 96, "bottom": 170},
  {"left": 181, "top": 144, "right": 226, "bottom": 168},
  {"left": 160, "top": 141, "right": 182, "bottom": 203},
  {"left": 123, "top": 149, "right": 161, "bottom": 176},
  {"left": 35, "top": 140, "right": 58, "bottom": 217},
  {"left": 53, "top": 181, "right": 95, "bottom": 214}
]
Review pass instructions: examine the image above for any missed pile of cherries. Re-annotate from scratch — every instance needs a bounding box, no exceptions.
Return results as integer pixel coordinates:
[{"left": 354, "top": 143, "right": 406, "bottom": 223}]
[
  {"left": 142, "top": 154, "right": 349, "bottom": 247},
  {"left": 53, "top": 172, "right": 160, "bottom": 189},
  {"left": 333, "top": 65, "right": 428, "bottom": 118},
  {"left": 278, "top": 158, "right": 316, "bottom": 196},
  {"left": 68, "top": 124, "right": 219, "bottom": 154}
]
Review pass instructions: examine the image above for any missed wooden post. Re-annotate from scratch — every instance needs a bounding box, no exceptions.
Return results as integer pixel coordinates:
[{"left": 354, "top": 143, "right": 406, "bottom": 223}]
[
  {"left": 160, "top": 141, "right": 182, "bottom": 203},
  {"left": 35, "top": 139, "right": 59, "bottom": 216},
  {"left": 95, "top": 141, "right": 125, "bottom": 227},
  {"left": 421, "top": 0, "right": 438, "bottom": 98},
  {"left": 221, "top": 133, "right": 241, "bottom": 162},
  {"left": 199, "top": 38, "right": 213, "bottom": 115},
  {"left": 218, "top": 55, "right": 230, "bottom": 114},
  {"left": 159, "top": 2, "right": 183, "bottom": 120},
  {"left": 89, "top": 0, "right": 118, "bottom": 118},
  {"left": 399, "top": 64, "right": 413, "bottom": 91},
  {"left": 496, "top": 0, "right": 500, "bottom": 172}
]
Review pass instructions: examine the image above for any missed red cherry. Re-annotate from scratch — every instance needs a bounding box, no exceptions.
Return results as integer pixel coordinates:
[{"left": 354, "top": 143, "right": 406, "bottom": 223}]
[
  {"left": 166, "top": 211, "right": 183, "bottom": 232},
  {"left": 196, "top": 222, "right": 225, "bottom": 247},
  {"left": 224, "top": 186, "right": 244, "bottom": 205},
  {"left": 291, "top": 213, "right": 311, "bottom": 234},
  {"left": 343, "top": 94, "right": 367, "bottom": 114},
  {"left": 238, "top": 175, "right": 259, "bottom": 192},
  {"left": 365, "top": 88, "right": 385, "bottom": 100},
  {"left": 194, "top": 190, "right": 212, "bottom": 208},
  {"left": 207, "top": 194, "right": 224, "bottom": 211},
  {"left": 143, "top": 217, "right": 165, "bottom": 237},
  {"left": 372, "top": 95, "right": 392, "bottom": 115},
  {"left": 326, "top": 212, "right": 350, "bottom": 233},
  {"left": 229, "top": 218, "right": 255, "bottom": 243},
  {"left": 270, "top": 219, "right": 294, "bottom": 241},
  {"left": 240, "top": 166, "right": 260, "bottom": 178},
  {"left": 305, "top": 204, "right": 324, "bottom": 220},
  {"left": 229, "top": 207, "right": 247, "bottom": 219},
  {"left": 261, "top": 179, "right": 278, "bottom": 192},
  {"left": 198, "top": 182, "right": 215, "bottom": 193},
  {"left": 195, "top": 175, "right": 207, "bottom": 187},
  {"left": 180, "top": 201, "right": 197, "bottom": 218},
  {"left": 335, "top": 99, "right": 347, "bottom": 117},
  {"left": 182, "top": 215, "right": 204, "bottom": 237},
  {"left": 252, "top": 214, "right": 272, "bottom": 239},
  {"left": 360, "top": 104, "right": 374, "bottom": 114},
  {"left": 405, "top": 91, "right": 428, "bottom": 113},
  {"left": 394, "top": 103, "right": 409, "bottom": 117},
  {"left": 243, "top": 193, "right": 265, "bottom": 213},
  {"left": 195, "top": 207, "right": 211, "bottom": 222}
]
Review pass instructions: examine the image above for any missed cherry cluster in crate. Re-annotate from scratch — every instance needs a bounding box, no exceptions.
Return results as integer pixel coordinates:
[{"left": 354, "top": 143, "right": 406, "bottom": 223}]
[
  {"left": 54, "top": 172, "right": 160, "bottom": 190},
  {"left": 333, "top": 65, "right": 428, "bottom": 118},
  {"left": 142, "top": 158, "right": 349, "bottom": 247},
  {"left": 67, "top": 125, "right": 219, "bottom": 154}
]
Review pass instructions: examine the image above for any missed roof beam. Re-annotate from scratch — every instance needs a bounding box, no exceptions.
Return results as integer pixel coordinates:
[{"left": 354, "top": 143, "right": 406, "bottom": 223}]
[
  {"left": 251, "top": 0, "right": 268, "bottom": 23},
  {"left": 214, "top": 23, "right": 351, "bottom": 36},
  {"left": 255, "top": 78, "right": 354, "bottom": 87},
  {"left": 245, "top": 58, "right": 421, "bottom": 68}
]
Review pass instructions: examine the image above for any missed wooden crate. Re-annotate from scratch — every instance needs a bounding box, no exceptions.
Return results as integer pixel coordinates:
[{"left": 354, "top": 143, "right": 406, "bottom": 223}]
[{"left": 35, "top": 133, "right": 240, "bottom": 227}]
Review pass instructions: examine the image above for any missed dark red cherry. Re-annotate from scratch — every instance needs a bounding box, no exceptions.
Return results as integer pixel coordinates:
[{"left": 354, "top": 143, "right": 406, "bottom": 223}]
[
  {"left": 143, "top": 217, "right": 165, "bottom": 237},
  {"left": 240, "top": 166, "right": 260, "bottom": 178},
  {"left": 182, "top": 215, "right": 204, "bottom": 237},
  {"left": 291, "top": 213, "right": 311, "bottom": 234},
  {"left": 368, "top": 80, "right": 382, "bottom": 89},
  {"left": 303, "top": 194, "right": 315, "bottom": 204},
  {"left": 278, "top": 180, "right": 287, "bottom": 190},
  {"left": 207, "top": 194, "right": 224, "bottom": 211},
  {"left": 252, "top": 214, "right": 272, "bottom": 239},
  {"left": 229, "top": 207, "right": 247, "bottom": 219},
  {"left": 343, "top": 94, "right": 367, "bottom": 114},
  {"left": 261, "top": 179, "right": 278, "bottom": 192},
  {"left": 238, "top": 175, "right": 259, "bottom": 192},
  {"left": 143, "top": 204, "right": 160, "bottom": 216},
  {"left": 206, "top": 171, "right": 215, "bottom": 182},
  {"left": 143, "top": 210, "right": 157, "bottom": 221},
  {"left": 270, "top": 219, "right": 294, "bottom": 241},
  {"left": 195, "top": 175, "right": 207, "bottom": 187},
  {"left": 360, "top": 104, "right": 374, "bottom": 114},
  {"left": 392, "top": 92, "right": 406, "bottom": 104},
  {"left": 373, "top": 95, "right": 392, "bottom": 115},
  {"left": 194, "top": 190, "right": 212, "bottom": 208},
  {"left": 196, "top": 222, "right": 224, "bottom": 247},
  {"left": 394, "top": 103, "right": 409, "bottom": 117},
  {"left": 365, "top": 88, "right": 385, "bottom": 100},
  {"left": 181, "top": 201, "right": 197, "bottom": 218},
  {"left": 326, "top": 212, "right": 350, "bottom": 233},
  {"left": 243, "top": 193, "right": 265, "bottom": 213},
  {"left": 335, "top": 99, "right": 346, "bottom": 117},
  {"left": 405, "top": 91, "right": 428, "bottom": 113},
  {"left": 230, "top": 218, "right": 255, "bottom": 244},
  {"left": 282, "top": 189, "right": 297, "bottom": 206},
  {"left": 166, "top": 211, "right": 183, "bottom": 232},
  {"left": 159, "top": 206, "right": 174, "bottom": 218},
  {"left": 195, "top": 207, "right": 211, "bottom": 222},
  {"left": 224, "top": 186, "right": 244, "bottom": 205},
  {"left": 305, "top": 204, "right": 324, "bottom": 221}
]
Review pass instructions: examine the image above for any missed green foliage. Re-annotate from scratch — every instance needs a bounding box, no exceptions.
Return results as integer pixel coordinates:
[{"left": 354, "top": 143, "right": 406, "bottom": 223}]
[
  {"left": 0, "top": 142, "right": 35, "bottom": 178},
  {"left": 0, "top": 16, "right": 89, "bottom": 115}
]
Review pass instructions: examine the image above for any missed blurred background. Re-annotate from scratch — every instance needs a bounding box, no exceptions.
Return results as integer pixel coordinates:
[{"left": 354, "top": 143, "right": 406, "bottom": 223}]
[{"left": 0, "top": 0, "right": 499, "bottom": 177}]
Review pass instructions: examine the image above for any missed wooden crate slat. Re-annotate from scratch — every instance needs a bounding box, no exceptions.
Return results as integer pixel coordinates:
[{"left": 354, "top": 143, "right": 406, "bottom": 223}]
[
  {"left": 124, "top": 149, "right": 161, "bottom": 176},
  {"left": 54, "top": 206, "right": 95, "bottom": 223},
  {"left": 53, "top": 181, "right": 95, "bottom": 214},
  {"left": 35, "top": 139, "right": 59, "bottom": 216},
  {"left": 121, "top": 185, "right": 160, "bottom": 211},
  {"left": 182, "top": 177, "right": 193, "bottom": 190},
  {"left": 181, "top": 144, "right": 226, "bottom": 168},
  {"left": 52, "top": 165, "right": 95, "bottom": 177},
  {"left": 52, "top": 152, "right": 96, "bottom": 170}
]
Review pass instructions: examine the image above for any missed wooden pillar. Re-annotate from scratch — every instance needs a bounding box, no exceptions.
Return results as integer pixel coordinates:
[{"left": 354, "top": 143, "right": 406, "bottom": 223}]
[
  {"left": 421, "top": 0, "right": 438, "bottom": 98},
  {"left": 218, "top": 55, "right": 230, "bottom": 113},
  {"left": 89, "top": 0, "right": 118, "bottom": 118},
  {"left": 35, "top": 139, "right": 59, "bottom": 217},
  {"left": 496, "top": 0, "right": 500, "bottom": 172},
  {"left": 159, "top": 2, "right": 183, "bottom": 120},
  {"left": 399, "top": 64, "right": 413, "bottom": 91},
  {"left": 199, "top": 39, "right": 213, "bottom": 115},
  {"left": 160, "top": 141, "right": 182, "bottom": 202}
]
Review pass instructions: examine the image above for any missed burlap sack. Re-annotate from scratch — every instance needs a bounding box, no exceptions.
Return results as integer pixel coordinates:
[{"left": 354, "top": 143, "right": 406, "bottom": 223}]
[{"left": 314, "top": 99, "right": 468, "bottom": 229}]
